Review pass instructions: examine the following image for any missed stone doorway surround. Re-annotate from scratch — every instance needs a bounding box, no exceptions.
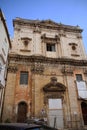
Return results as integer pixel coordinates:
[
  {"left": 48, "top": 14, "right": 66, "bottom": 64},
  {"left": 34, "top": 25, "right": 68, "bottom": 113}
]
[{"left": 43, "top": 77, "right": 66, "bottom": 129}]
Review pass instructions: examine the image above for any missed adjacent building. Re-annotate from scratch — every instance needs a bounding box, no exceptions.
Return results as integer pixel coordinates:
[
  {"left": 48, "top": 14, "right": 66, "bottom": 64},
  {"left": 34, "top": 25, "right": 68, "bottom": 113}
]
[
  {"left": 0, "top": 9, "right": 11, "bottom": 121},
  {"left": 2, "top": 18, "right": 87, "bottom": 129}
]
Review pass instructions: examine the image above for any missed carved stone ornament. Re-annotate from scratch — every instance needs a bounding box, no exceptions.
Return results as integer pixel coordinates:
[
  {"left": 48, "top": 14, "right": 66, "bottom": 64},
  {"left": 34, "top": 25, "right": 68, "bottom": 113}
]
[
  {"left": 8, "top": 65, "right": 18, "bottom": 73},
  {"left": 44, "top": 92, "right": 64, "bottom": 104},
  {"left": 9, "top": 54, "right": 87, "bottom": 66},
  {"left": 21, "top": 37, "right": 32, "bottom": 41},
  {"left": 43, "top": 77, "right": 66, "bottom": 92},
  {"left": 31, "top": 63, "right": 44, "bottom": 74},
  {"left": 61, "top": 66, "right": 73, "bottom": 75},
  {"left": 83, "top": 69, "right": 87, "bottom": 75},
  {"left": 33, "top": 25, "right": 41, "bottom": 33}
]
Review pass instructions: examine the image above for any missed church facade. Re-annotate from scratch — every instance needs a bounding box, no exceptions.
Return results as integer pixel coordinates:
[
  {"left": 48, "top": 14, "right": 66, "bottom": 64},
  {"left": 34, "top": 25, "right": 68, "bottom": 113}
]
[{"left": 2, "top": 18, "right": 87, "bottom": 129}]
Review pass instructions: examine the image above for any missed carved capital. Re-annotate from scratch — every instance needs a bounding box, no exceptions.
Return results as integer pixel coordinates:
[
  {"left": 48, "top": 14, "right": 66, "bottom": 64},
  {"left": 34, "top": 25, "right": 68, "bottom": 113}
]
[
  {"left": 83, "top": 69, "right": 87, "bottom": 76},
  {"left": 31, "top": 63, "right": 44, "bottom": 74},
  {"left": 8, "top": 66, "right": 18, "bottom": 73}
]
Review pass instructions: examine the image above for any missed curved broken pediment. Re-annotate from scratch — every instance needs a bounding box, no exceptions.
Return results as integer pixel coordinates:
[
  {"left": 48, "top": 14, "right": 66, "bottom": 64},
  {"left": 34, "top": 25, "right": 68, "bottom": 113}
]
[{"left": 43, "top": 77, "right": 66, "bottom": 92}]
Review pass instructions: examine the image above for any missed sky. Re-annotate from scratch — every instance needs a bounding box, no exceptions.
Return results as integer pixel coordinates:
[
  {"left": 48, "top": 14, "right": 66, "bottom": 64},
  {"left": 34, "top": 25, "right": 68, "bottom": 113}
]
[{"left": 0, "top": 0, "right": 87, "bottom": 53}]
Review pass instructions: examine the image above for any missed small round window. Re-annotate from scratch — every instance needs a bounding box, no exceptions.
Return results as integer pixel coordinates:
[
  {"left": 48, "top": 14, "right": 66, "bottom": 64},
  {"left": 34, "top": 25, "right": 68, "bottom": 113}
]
[{"left": 72, "top": 45, "right": 76, "bottom": 50}]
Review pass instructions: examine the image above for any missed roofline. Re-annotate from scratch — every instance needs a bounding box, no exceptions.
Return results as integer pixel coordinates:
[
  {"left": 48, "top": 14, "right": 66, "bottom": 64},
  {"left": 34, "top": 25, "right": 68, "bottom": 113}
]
[
  {"left": 0, "top": 9, "right": 11, "bottom": 48},
  {"left": 13, "top": 17, "right": 83, "bottom": 33}
]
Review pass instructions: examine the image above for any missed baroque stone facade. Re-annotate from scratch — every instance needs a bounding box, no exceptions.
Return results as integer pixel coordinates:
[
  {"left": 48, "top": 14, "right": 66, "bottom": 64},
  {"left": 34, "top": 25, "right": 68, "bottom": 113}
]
[{"left": 2, "top": 18, "right": 87, "bottom": 129}]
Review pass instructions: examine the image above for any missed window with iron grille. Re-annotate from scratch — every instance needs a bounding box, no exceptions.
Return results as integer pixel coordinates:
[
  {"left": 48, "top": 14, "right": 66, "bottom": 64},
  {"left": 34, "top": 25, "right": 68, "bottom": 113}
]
[
  {"left": 20, "top": 71, "right": 28, "bottom": 85},
  {"left": 76, "top": 74, "right": 83, "bottom": 81}
]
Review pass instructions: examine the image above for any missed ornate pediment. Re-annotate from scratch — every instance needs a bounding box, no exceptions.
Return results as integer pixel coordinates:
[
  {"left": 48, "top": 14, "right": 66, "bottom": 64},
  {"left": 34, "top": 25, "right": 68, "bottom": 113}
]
[
  {"left": 40, "top": 19, "right": 59, "bottom": 27},
  {"left": 43, "top": 77, "right": 66, "bottom": 92}
]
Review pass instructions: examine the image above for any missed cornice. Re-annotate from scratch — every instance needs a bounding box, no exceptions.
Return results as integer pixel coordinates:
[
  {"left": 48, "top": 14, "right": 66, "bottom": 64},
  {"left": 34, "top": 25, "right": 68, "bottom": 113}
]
[
  {"left": 8, "top": 54, "right": 87, "bottom": 66},
  {"left": 13, "top": 18, "right": 83, "bottom": 33}
]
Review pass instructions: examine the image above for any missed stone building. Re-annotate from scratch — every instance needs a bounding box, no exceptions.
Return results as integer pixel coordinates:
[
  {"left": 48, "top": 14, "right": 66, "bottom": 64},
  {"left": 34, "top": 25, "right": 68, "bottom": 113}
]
[
  {"left": 2, "top": 18, "right": 87, "bottom": 129},
  {"left": 0, "top": 9, "right": 11, "bottom": 121}
]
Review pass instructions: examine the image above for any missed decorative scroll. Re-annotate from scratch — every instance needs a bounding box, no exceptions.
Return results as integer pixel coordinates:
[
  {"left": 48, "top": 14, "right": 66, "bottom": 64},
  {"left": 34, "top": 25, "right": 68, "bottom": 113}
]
[{"left": 43, "top": 77, "right": 66, "bottom": 92}]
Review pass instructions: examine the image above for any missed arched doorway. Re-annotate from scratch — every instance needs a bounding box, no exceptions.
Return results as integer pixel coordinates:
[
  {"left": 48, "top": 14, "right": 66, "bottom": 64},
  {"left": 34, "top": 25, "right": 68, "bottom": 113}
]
[
  {"left": 81, "top": 102, "right": 87, "bottom": 125},
  {"left": 43, "top": 77, "right": 66, "bottom": 129},
  {"left": 17, "top": 101, "right": 27, "bottom": 123}
]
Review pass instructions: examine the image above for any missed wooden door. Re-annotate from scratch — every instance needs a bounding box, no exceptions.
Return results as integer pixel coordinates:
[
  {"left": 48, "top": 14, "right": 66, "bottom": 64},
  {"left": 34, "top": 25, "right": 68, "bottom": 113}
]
[
  {"left": 81, "top": 102, "right": 87, "bottom": 125},
  {"left": 17, "top": 102, "right": 27, "bottom": 123}
]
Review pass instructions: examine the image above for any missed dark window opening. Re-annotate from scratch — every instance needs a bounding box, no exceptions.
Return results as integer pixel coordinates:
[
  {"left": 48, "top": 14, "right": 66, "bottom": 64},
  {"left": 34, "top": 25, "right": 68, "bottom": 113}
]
[
  {"left": 20, "top": 71, "right": 28, "bottom": 85},
  {"left": 76, "top": 74, "right": 83, "bottom": 81},
  {"left": 81, "top": 102, "right": 87, "bottom": 125},
  {"left": 46, "top": 44, "right": 55, "bottom": 52},
  {"left": 72, "top": 45, "right": 76, "bottom": 50}
]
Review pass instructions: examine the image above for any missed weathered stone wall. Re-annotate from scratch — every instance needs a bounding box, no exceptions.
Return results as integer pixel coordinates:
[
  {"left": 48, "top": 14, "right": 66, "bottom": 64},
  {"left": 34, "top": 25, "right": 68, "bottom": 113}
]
[{"left": 2, "top": 72, "right": 16, "bottom": 122}]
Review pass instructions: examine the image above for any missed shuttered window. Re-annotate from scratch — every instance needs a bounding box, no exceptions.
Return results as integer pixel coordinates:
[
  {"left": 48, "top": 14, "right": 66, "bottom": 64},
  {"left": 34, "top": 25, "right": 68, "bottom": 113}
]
[{"left": 20, "top": 71, "right": 28, "bottom": 85}]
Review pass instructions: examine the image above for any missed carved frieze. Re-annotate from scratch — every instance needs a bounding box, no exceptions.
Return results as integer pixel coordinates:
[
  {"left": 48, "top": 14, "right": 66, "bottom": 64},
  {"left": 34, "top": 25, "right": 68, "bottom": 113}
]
[{"left": 8, "top": 54, "right": 87, "bottom": 66}]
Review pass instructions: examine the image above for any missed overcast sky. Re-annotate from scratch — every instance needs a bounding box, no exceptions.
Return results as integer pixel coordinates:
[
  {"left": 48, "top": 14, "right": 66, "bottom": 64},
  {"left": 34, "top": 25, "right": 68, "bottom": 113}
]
[{"left": 0, "top": 0, "right": 87, "bottom": 53}]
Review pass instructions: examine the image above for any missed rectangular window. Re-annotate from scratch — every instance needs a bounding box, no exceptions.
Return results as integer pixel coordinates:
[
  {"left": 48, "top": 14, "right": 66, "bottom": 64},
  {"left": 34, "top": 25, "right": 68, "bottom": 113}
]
[
  {"left": 76, "top": 74, "right": 83, "bottom": 81},
  {"left": 20, "top": 71, "right": 28, "bottom": 85},
  {"left": 46, "top": 43, "right": 55, "bottom": 52}
]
